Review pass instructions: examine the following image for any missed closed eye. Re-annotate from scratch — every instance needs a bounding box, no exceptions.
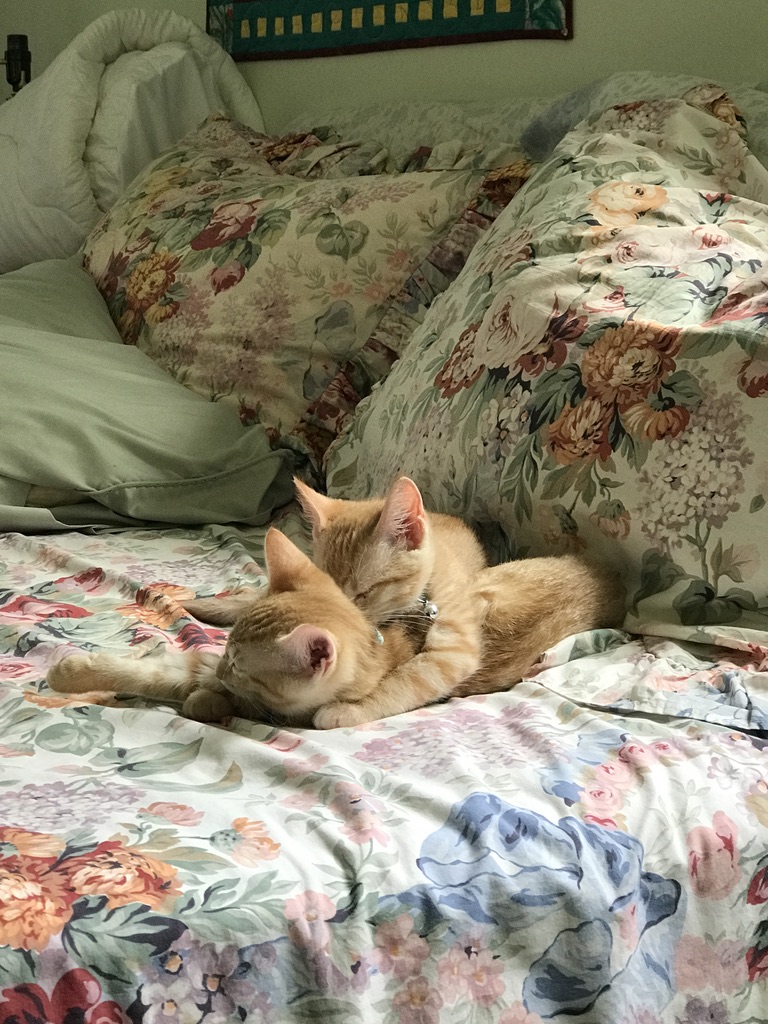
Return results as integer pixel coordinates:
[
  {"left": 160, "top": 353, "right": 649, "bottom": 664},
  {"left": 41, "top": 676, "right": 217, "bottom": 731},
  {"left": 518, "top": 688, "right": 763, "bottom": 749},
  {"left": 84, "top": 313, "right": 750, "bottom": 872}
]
[{"left": 217, "top": 649, "right": 239, "bottom": 678}]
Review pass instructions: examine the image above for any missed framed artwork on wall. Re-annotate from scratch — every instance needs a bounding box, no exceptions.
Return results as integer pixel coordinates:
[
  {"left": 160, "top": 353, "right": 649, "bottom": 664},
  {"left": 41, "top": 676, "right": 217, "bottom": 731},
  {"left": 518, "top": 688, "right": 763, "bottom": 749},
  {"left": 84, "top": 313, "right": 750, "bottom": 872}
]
[{"left": 207, "top": 0, "right": 572, "bottom": 61}]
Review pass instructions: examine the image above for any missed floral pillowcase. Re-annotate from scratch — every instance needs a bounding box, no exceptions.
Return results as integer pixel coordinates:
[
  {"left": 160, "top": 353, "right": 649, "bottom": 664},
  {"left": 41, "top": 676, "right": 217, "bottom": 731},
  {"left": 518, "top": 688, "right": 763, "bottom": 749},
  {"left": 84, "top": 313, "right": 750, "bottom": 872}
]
[
  {"left": 82, "top": 115, "right": 532, "bottom": 470},
  {"left": 325, "top": 86, "right": 768, "bottom": 642}
]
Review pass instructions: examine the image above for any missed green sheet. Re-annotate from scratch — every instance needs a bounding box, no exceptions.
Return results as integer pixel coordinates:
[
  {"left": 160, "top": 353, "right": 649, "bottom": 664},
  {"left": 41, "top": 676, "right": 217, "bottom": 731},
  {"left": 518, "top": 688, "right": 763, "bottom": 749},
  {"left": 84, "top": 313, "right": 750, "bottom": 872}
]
[{"left": 0, "top": 258, "right": 294, "bottom": 531}]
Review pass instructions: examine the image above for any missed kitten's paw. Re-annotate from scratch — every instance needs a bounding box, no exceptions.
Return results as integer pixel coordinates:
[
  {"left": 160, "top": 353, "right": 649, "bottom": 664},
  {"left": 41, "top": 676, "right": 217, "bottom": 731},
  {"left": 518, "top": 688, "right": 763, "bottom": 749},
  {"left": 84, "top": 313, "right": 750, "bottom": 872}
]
[
  {"left": 312, "top": 701, "right": 374, "bottom": 730},
  {"left": 47, "top": 655, "right": 103, "bottom": 693},
  {"left": 182, "top": 688, "right": 234, "bottom": 723},
  {"left": 184, "top": 588, "right": 261, "bottom": 626}
]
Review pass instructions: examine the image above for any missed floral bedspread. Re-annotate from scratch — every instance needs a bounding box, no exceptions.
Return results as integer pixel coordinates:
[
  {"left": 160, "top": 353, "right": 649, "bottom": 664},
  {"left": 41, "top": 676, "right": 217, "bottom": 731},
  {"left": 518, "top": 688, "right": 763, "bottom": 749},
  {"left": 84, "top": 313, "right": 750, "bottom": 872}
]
[{"left": 0, "top": 522, "right": 766, "bottom": 1023}]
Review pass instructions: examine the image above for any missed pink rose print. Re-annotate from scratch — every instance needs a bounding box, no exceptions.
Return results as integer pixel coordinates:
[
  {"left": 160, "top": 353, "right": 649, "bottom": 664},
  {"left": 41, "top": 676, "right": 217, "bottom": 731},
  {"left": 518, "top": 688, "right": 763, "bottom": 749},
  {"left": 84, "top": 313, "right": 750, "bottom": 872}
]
[
  {"left": 0, "top": 660, "right": 36, "bottom": 681},
  {"left": 649, "top": 739, "right": 685, "bottom": 761},
  {"left": 583, "top": 286, "right": 627, "bottom": 313},
  {"left": 593, "top": 759, "right": 634, "bottom": 790},
  {"left": 614, "top": 239, "right": 640, "bottom": 264},
  {"left": 693, "top": 225, "right": 730, "bottom": 249},
  {"left": 210, "top": 260, "right": 246, "bottom": 294},
  {"left": 747, "top": 942, "right": 768, "bottom": 982},
  {"left": 747, "top": 862, "right": 768, "bottom": 904},
  {"left": 618, "top": 741, "right": 658, "bottom": 769},
  {"left": 687, "top": 811, "right": 740, "bottom": 899},
  {"left": 53, "top": 569, "right": 109, "bottom": 594},
  {"left": 0, "top": 968, "right": 128, "bottom": 1024},
  {"left": 190, "top": 199, "right": 264, "bottom": 250},
  {"left": 738, "top": 354, "right": 768, "bottom": 398},
  {"left": 0, "top": 596, "right": 89, "bottom": 621},
  {"left": 580, "top": 779, "right": 625, "bottom": 819}
]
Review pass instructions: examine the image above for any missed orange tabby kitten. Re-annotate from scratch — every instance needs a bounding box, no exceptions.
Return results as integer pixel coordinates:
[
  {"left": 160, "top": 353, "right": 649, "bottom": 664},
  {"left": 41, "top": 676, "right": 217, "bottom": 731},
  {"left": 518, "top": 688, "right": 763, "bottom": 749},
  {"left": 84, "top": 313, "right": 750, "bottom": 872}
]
[
  {"left": 48, "top": 528, "right": 420, "bottom": 728},
  {"left": 187, "top": 476, "right": 625, "bottom": 728},
  {"left": 297, "top": 476, "right": 625, "bottom": 727}
]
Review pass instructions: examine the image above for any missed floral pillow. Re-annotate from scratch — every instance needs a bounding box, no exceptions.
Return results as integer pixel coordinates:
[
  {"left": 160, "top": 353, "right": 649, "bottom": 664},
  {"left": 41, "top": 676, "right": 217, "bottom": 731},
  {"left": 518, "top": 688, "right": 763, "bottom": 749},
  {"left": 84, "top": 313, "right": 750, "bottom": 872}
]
[
  {"left": 83, "top": 115, "right": 532, "bottom": 468},
  {"left": 325, "top": 87, "right": 768, "bottom": 641}
]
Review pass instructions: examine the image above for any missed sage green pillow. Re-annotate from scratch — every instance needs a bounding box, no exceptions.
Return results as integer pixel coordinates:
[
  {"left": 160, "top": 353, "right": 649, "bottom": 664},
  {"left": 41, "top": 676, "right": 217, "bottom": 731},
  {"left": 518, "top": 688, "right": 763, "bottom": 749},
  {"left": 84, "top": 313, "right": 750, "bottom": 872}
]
[
  {"left": 0, "top": 257, "right": 124, "bottom": 342},
  {"left": 0, "top": 258, "right": 293, "bottom": 531}
]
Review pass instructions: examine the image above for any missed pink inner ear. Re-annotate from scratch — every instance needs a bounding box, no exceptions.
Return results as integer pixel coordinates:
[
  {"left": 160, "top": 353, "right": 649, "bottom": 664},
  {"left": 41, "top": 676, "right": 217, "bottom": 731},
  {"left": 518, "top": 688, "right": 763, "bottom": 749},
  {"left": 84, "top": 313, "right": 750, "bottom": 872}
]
[
  {"left": 377, "top": 477, "right": 426, "bottom": 551},
  {"left": 280, "top": 624, "right": 337, "bottom": 680}
]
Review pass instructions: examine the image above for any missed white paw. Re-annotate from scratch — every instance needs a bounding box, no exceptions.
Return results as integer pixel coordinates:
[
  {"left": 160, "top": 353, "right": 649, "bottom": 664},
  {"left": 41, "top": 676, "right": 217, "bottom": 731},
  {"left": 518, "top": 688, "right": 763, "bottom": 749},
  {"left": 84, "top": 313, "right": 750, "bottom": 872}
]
[
  {"left": 47, "top": 655, "right": 99, "bottom": 693},
  {"left": 312, "top": 701, "right": 373, "bottom": 730}
]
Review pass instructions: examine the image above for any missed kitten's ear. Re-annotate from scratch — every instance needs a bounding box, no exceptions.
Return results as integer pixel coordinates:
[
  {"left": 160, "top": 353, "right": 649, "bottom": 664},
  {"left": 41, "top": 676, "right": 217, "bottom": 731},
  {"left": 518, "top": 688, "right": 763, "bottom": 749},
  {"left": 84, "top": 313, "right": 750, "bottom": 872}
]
[
  {"left": 278, "top": 624, "right": 337, "bottom": 680},
  {"left": 294, "top": 477, "right": 335, "bottom": 538},
  {"left": 376, "top": 476, "right": 427, "bottom": 551},
  {"left": 264, "top": 528, "right": 313, "bottom": 593}
]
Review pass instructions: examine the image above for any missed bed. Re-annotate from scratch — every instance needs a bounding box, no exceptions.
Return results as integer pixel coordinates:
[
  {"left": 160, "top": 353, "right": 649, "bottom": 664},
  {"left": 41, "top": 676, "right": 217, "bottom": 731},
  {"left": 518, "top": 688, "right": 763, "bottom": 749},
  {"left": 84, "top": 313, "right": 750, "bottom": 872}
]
[{"left": 0, "top": 11, "right": 767, "bottom": 1023}]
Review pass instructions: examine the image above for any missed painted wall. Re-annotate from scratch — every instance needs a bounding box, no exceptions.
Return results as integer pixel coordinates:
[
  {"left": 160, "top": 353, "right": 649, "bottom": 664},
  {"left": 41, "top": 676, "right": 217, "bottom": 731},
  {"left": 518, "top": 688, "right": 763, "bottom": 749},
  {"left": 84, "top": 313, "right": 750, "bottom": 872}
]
[
  {"left": 244, "top": 0, "right": 768, "bottom": 129},
  {"left": 1, "top": 0, "right": 765, "bottom": 125}
]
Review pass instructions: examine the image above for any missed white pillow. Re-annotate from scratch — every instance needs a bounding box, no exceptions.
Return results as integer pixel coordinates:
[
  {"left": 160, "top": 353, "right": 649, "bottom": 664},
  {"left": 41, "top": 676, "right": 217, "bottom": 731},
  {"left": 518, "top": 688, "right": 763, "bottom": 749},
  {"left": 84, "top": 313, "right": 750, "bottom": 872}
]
[
  {"left": 86, "top": 42, "right": 266, "bottom": 213},
  {"left": 0, "top": 9, "right": 266, "bottom": 274}
]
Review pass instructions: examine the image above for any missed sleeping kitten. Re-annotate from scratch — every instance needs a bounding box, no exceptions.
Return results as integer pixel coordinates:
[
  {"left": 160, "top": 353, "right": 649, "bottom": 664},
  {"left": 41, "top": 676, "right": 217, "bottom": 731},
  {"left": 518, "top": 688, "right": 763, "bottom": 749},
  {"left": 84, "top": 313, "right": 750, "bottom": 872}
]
[
  {"left": 47, "top": 528, "right": 420, "bottom": 728},
  {"left": 296, "top": 476, "right": 624, "bottom": 727},
  {"left": 187, "top": 476, "right": 625, "bottom": 728}
]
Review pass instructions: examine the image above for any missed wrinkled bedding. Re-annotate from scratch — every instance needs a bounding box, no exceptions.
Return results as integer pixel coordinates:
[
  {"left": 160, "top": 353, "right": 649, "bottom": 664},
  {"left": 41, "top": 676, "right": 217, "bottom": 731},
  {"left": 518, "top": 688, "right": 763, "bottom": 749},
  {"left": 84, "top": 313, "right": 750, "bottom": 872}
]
[
  {"left": 0, "top": 9, "right": 264, "bottom": 274},
  {"left": 0, "top": 519, "right": 766, "bottom": 1022},
  {"left": 2, "top": 28, "right": 768, "bottom": 1021}
]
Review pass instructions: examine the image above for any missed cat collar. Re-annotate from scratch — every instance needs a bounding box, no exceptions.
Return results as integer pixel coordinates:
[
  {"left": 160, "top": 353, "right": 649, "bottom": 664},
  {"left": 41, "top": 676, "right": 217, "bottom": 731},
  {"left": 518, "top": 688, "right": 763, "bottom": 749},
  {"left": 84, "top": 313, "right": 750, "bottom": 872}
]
[
  {"left": 373, "top": 593, "right": 438, "bottom": 645},
  {"left": 416, "top": 593, "right": 439, "bottom": 621}
]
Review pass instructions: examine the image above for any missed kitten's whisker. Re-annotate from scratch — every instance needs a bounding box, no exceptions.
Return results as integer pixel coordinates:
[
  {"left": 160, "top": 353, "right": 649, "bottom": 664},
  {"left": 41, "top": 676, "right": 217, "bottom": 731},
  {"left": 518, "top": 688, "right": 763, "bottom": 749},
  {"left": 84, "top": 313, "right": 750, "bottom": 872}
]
[
  {"left": 381, "top": 612, "right": 434, "bottom": 627},
  {"left": 227, "top": 685, "right": 267, "bottom": 722}
]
